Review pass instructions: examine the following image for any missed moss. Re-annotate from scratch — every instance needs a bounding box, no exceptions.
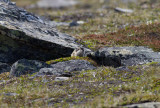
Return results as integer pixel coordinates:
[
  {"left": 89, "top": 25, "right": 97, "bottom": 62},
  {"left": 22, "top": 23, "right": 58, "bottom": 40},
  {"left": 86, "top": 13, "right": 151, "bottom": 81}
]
[
  {"left": 46, "top": 56, "right": 98, "bottom": 66},
  {"left": 146, "top": 62, "right": 160, "bottom": 66}
]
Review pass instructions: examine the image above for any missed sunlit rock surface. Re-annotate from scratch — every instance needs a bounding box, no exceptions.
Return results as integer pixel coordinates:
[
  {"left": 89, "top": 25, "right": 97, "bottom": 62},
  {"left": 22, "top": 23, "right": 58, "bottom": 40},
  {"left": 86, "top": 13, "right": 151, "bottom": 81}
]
[
  {"left": 89, "top": 46, "right": 160, "bottom": 67},
  {"left": 0, "top": 1, "right": 81, "bottom": 63}
]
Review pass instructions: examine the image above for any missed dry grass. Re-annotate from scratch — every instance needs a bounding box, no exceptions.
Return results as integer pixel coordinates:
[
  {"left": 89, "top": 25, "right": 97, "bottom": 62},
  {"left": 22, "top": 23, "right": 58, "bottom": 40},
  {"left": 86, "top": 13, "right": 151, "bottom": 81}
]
[{"left": 0, "top": 63, "right": 159, "bottom": 107}]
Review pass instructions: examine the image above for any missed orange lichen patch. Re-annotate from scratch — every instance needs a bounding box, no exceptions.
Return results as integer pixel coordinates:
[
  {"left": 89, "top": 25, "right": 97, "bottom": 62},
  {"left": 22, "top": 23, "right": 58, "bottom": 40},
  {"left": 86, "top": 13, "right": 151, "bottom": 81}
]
[{"left": 83, "top": 23, "right": 160, "bottom": 51}]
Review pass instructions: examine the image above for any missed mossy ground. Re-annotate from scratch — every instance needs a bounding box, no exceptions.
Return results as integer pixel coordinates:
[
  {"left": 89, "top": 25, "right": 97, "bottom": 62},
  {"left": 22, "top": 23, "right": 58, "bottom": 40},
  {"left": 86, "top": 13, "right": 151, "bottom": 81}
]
[
  {"left": 1, "top": 0, "right": 160, "bottom": 107},
  {"left": 0, "top": 63, "right": 159, "bottom": 107},
  {"left": 46, "top": 57, "right": 98, "bottom": 66}
]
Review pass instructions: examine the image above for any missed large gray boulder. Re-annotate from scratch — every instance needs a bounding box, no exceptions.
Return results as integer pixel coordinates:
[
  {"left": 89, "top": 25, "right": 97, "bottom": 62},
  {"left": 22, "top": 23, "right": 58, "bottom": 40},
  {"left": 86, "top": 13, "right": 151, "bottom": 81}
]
[
  {"left": 89, "top": 46, "right": 160, "bottom": 67},
  {"left": 0, "top": 1, "right": 82, "bottom": 64}
]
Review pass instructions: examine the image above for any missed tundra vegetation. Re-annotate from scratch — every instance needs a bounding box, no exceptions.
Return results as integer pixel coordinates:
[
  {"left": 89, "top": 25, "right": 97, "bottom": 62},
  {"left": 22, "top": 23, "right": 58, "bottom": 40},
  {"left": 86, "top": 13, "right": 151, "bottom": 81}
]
[{"left": 0, "top": 0, "right": 160, "bottom": 107}]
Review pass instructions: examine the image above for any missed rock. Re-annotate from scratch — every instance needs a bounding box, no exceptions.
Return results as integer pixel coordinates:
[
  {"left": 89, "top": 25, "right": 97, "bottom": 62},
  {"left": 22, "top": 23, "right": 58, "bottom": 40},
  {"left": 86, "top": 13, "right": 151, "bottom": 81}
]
[
  {"left": 50, "top": 60, "right": 96, "bottom": 72},
  {"left": 31, "top": 0, "right": 77, "bottom": 9},
  {"left": 55, "top": 77, "right": 69, "bottom": 81},
  {"left": 115, "top": 7, "right": 133, "bottom": 13},
  {"left": 0, "top": 0, "right": 12, "bottom": 4},
  {"left": 47, "top": 21, "right": 69, "bottom": 27},
  {"left": 0, "top": 62, "right": 10, "bottom": 74},
  {"left": 88, "top": 50, "right": 121, "bottom": 67},
  {"left": 120, "top": 0, "right": 137, "bottom": 4},
  {"left": 77, "top": 21, "right": 85, "bottom": 25},
  {"left": 9, "top": 59, "right": 50, "bottom": 77},
  {"left": 46, "top": 20, "right": 85, "bottom": 28},
  {"left": 0, "top": 1, "right": 85, "bottom": 64},
  {"left": 1, "top": 92, "right": 18, "bottom": 96},
  {"left": 37, "top": 60, "right": 96, "bottom": 76},
  {"left": 69, "top": 20, "right": 85, "bottom": 27},
  {"left": 89, "top": 46, "right": 160, "bottom": 67},
  {"left": 69, "top": 21, "right": 79, "bottom": 27},
  {"left": 124, "top": 102, "right": 160, "bottom": 108},
  {"left": 116, "top": 66, "right": 130, "bottom": 71}
]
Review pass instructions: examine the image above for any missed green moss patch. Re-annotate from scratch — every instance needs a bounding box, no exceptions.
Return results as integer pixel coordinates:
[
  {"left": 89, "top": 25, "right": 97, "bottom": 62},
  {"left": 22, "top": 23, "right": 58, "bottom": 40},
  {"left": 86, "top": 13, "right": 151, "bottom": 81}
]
[{"left": 46, "top": 56, "right": 98, "bottom": 66}]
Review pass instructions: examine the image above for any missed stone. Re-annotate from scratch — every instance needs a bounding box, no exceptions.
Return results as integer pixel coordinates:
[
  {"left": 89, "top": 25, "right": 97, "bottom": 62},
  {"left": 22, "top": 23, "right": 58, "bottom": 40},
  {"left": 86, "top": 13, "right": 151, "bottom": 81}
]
[
  {"left": 124, "top": 102, "right": 160, "bottom": 108},
  {"left": 116, "top": 66, "right": 130, "bottom": 72},
  {"left": 69, "top": 21, "right": 79, "bottom": 27},
  {"left": 115, "top": 7, "right": 133, "bottom": 13},
  {"left": 9, "top": 59, "right": 50, "bottom": 77},
  {"left": 69, "top": 20, "right": 85, "bottom": 27},
  {"left": 2, "top": 93, "right": 18, "bottom": 96},
  {"left": 89, "top": 46, "right": 160, "bottom": 67},
  {"left": 0, "top": 0, "right": 11, "bottom": 4},
  {"left": 0, "top": 1, "right": 86, "bottom": 64},
  {"left": 31, "top": 0, "right": 77, "bottom": 9},
  {"left": 88, "top": 49, "right": 121, "bottom": 67},
  {"left": 55, "top": 77, "right": 69, "bottom": 81},
  {"left": 37, "top": 60, "right": 96, "bottom": 76},
  {"left": 47, "top": 21, "right": 69, "bottom": 27},
  {"left": 0, "top": 62, "right": 10, "bottom": 74},
  {"left": 77, "top": 21, "right": 85, "bottom": 25},
  {"left": 120, "top": 0, "right": 137, "bottom": 4}
]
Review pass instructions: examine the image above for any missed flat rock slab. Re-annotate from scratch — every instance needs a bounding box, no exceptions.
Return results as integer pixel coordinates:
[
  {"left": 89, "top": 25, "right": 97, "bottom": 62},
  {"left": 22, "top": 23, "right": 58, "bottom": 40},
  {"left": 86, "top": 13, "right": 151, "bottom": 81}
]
[
  {"left": 37, "top": 60, "right": 96, "bottom": 76},
  {"left": 47, "top": 21, "right": 69, "bottom": 27},
  {"left": 55, "top": 77, "right": 69, "bottom": 81},
  {"left": 90, "top": 46, "right": 160, "bottom": 67},
  {"left": 33, "top": 0, "right": 77, "bottom": 9},
  {"left": 115, "top": 7, "right": 133, "bottom": 13},
  {"left": 0, "top": 1, "right": 81, "bottom": 63},
  {"left": 0, "top": 92, "right": 18, "bottom": 96},
  {"left": 124, "top": 102, "right": 160, "bottom": 108}
]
